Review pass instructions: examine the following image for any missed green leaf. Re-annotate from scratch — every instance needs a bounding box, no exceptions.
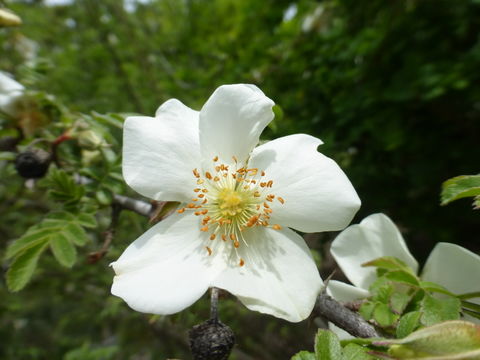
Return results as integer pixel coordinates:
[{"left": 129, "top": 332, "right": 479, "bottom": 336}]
[
  {"left": 291, "top": 351, "right": 316, "bottom": 360},
  {"left": 396, "top": 311, "right": 422, "bottom": 338},
  {"left": 385, "top": 270, "right": 419, "bottom": 286},
  {"left": 376, "top": 321, "right": 480, "bottom": 359},
  {"left": 421, "top": 294, "right": 461, "bottom": 326},
  {"left": 342, "top": 344, "right": 375, "bottom": 360},
  {"left": 43, "top": 168, "right": 85, "bottom": 207},
  {"left": 420, "top": 281, "right": 456, "bottom": 297},
  {"left": 458, "top": 292, "right": 480, "bottom": 300},
  {"left": 6, "top": 241, "right": 48, "bottom": 292},
  {"left": 441, "top": 174, "right": 480, "bottom": 205},
  {"left": 77, "top": 213, "right": 97, "bottom": 228},
  {"left": 64, "top": 223, "right": 88, "bottom": 246},
  {"left": 6, "top": 227, "right": 55, "bottom": 260},
  {"left": 50, "top": 233, "right": 77, "bottom": 267},
  {"left": 362, "top": 256, "right": 414, "bottom": 274},
  {"left": 373, "top": 303, "right": 399, "bottom": 327},
  {"left": 314, "top": 329, "right": 343, "bottom": 360},
  {"left": 390, "top": 292, "right": 412, "bottom": 314},
  {"left": 95, "top": 188, "right": 113, "bottom": 205},
  {"left": 359, "top": 301, "right": 376, "bottom": 320}
]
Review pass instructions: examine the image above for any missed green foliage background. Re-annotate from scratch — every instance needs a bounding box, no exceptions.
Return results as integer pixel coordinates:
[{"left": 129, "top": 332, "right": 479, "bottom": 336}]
[{"left": 1, "top": 0, "right": 479, "bottom": 359}]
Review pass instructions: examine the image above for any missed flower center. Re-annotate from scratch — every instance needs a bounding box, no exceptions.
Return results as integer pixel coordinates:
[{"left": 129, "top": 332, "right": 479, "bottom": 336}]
[{"left": 177, "top": 155, "right": 285, "bottom": 265}]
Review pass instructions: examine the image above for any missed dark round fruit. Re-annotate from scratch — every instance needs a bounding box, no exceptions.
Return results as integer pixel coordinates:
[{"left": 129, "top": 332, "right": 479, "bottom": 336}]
[
  {"left": 189, "top": 319, "right": 235, "bottom": 360},
  {"left": 15, "top": 148, "right": 52, "bottom": 179}
]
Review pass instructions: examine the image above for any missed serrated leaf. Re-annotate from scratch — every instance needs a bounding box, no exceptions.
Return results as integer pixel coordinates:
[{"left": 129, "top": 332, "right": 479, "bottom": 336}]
[
  {"left": 64, "top": 223, "right": 88, "bottom": 246},
  {"left": 50, "top": 233, "right": 77, "bottom": 267},
  {"left": 342, "top": 343, "right": 375, "bottom": 360},
  {"left": 385, "top": 270, "right": 420, "bottom": 286},
  {"left": 77, "top": 213, "right": 97, "bottom": 228},
  {"left": 373, "top": 303, "right": 399, "bottom": 327},
  {"left": 291, "top": 351, "right": 316, "bottom": 360},
  {"left": 396, "top": 311, "right": 422, "bottom": 338},
  {"left": 314, "top": 329, "right": 343, "bottom": 360},
  {"left": 362, "top": 256, "right": 414, "bottom": 274},
  {"left": 6, "top": 241, "right": 48, "bottom": 292},
  {"left": 441, "top": 174, "right": 480, "bottom": 205},
  {"left": 421, "top": 294, "right": 461, "bottom": 326},
  {"left": 6, "top": 227, "right": 54, "bottom": 259},
  {"left": 359, "top": 301, "right": 376, "bottom": 320},
  {"left": 390, "top": 292, "right": 413, "bottom": 314},
  {"left": 420, "top": 281, "right": 456, "bottom": 297},
  {"left": 376, "top": 321, "right": 480, "bottom": 359}
]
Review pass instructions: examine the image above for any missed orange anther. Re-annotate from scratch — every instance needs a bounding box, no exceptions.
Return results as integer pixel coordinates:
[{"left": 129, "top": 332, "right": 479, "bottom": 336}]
[
  {"left": 206, "top": 246, "right": 212, "bottom": 256},
  {"left": 254, "top": 191, "right": 261, "bottom": 197},
  {"left": 202, "top": 199, "right": 208, "bottom": 204},
  {"left": 198, "top": 194, "right": 205, "bottom": 198},
  {"left": 197, "top": 179, "right": 204, "bottom": 184},
  {"left": 213, "top": 156, "right": 219, "bottom": 162},
  {"left": 202, "top": 189, "right": 208, "bottom": 193},
  {"left": 264, "top": 202, "right": 270, "bottom": 208},
  {"left": 267, "top": 180, "right": 273, "bottom": 187},
  {"left": 234, "top": 240, "right": 240, "bottom": 248},
  {"left": 239, "top": 258, "right": 245, "bottom": 267},
  {"left": 210, "top": 234, "right": 216, "bottom": 240},
  {"left": 214, "top": 176, "right": 220, "bottom": 181},
  {"left": 261, "top": 171, "right": 266, "bottom": 176},
  {"left": 272, "top": 224, "right": 282, "bottom": 230},
  {"left": 277, "top": 197, "right": 285, "bottom": 204},
  {"left": 221, "top": 234, "right": 227, "bottom": 241},
  {"left": 260, "top": 182, "right": 266, "bottom": 187},
  {"left": 215, "top": 166, "right": 221, "bottom": 172},
  {"left": 194, "top": 211, "right": 203, "bottom": 216},
  {"left": 200, "top": 226, "right": 209, "bottom": 232},
  {"left": 230, "top": 233, "right": 236, "bottom": 241},
  {"left": 177, "top": 208, "right": 185, "bottom": 213},
  {"left": 192, "top": 198, "right": 198, "bottom": 202},
  {"left": 187, "top": 203, "right": 196, "bottom": 208},
  {"left": 193, "top": 168, "right": 200, "bottom": 178},
  {"left": 205, "top": 172, "right": 212, "bottom": 180}
]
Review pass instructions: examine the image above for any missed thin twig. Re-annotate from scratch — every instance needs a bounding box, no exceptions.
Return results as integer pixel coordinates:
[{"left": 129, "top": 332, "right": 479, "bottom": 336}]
[
  {"left": 88, "top": 203, "right": 122, "bottom": 263},
  {"left": 210, "top": 287, "right": 219, "bottom": 323}
]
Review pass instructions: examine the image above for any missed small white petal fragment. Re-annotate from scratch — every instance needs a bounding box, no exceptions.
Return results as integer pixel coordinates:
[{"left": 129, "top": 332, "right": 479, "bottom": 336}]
[
  {"left": 422, "top": 242, "right": 480, "bottom": 297},
  {"left": 249, "top": 134, "right": 361, "bottom": 233},
  {"left": 122, "top": 99, "right": 201, "bottom": 202},
  {"left": 330, "top": 213, "right": 419, "bottom": 290},
  {"left": 212, "top": 227, "right": 323, "bottom": 322}
]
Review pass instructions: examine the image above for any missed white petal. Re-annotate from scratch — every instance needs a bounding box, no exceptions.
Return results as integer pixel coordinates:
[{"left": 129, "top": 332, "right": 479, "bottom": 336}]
[
  {"left": 122, "top": 99, "right": 201, "bottom": 202},
  {"left": 330, "top": 213, "right": 419, "bottom": 290},
  {"left": 422, "top": 242, "right": 480, "bottom": 297},
  {"left": 111, "top": 212, "right": 226, "bottom": 315},
  {"left": 199, "top": 84, "right": 274, "bottom": 167},
  {"left": 0, "top": 71, "right": 25, "bottom": 117},
  {"left": 248, "top": 134, "right": 361, "bottom": 232},
  {"left": 327, "top": 280, "right": 370, "bottom": 302},
  {"left": 212, "top": 227, "right": 322, "bottom": 322}
]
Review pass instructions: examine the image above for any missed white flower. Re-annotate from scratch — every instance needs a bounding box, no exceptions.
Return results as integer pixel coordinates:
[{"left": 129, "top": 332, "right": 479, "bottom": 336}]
[
  {"left": 0, "top": 71, "right": 25, "bottom": 117},
  {"left": 111, "top": 84, "right": 361, "bottom": 322},
  {"left": 329, "top": 213, "right": 480, "bottom": 336}
]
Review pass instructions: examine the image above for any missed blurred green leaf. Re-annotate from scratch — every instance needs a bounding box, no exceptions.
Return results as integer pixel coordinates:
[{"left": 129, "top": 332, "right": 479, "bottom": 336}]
[
  {"left": 50, "top": 232, "right": 77, "bottom": 267},
  {"left": 314, "top": 329, "right": 343, "bottom": 360},
  {"left": 6, "top": 241, "right": 48, "bottom": 292},
  {"left": 291, "top": 351, "right": 316, "bottom": 360},
  {"left": 441, "top": 175, "right": 480, "bottom": 206},
  {"left": 421, "top": 294, "right": 461, "bottom": 326},
  {"left": 396, "top": 311, "right": 422, "bottom": 338}
]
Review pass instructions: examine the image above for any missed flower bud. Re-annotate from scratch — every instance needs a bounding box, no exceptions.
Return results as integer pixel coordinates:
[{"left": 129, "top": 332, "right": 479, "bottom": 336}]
[
  {"left": 189, "top": 319, "right": 235, "bottom": 360},
  {"left": 15, "top": 148, "right": 52, "bottom": 179}
]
